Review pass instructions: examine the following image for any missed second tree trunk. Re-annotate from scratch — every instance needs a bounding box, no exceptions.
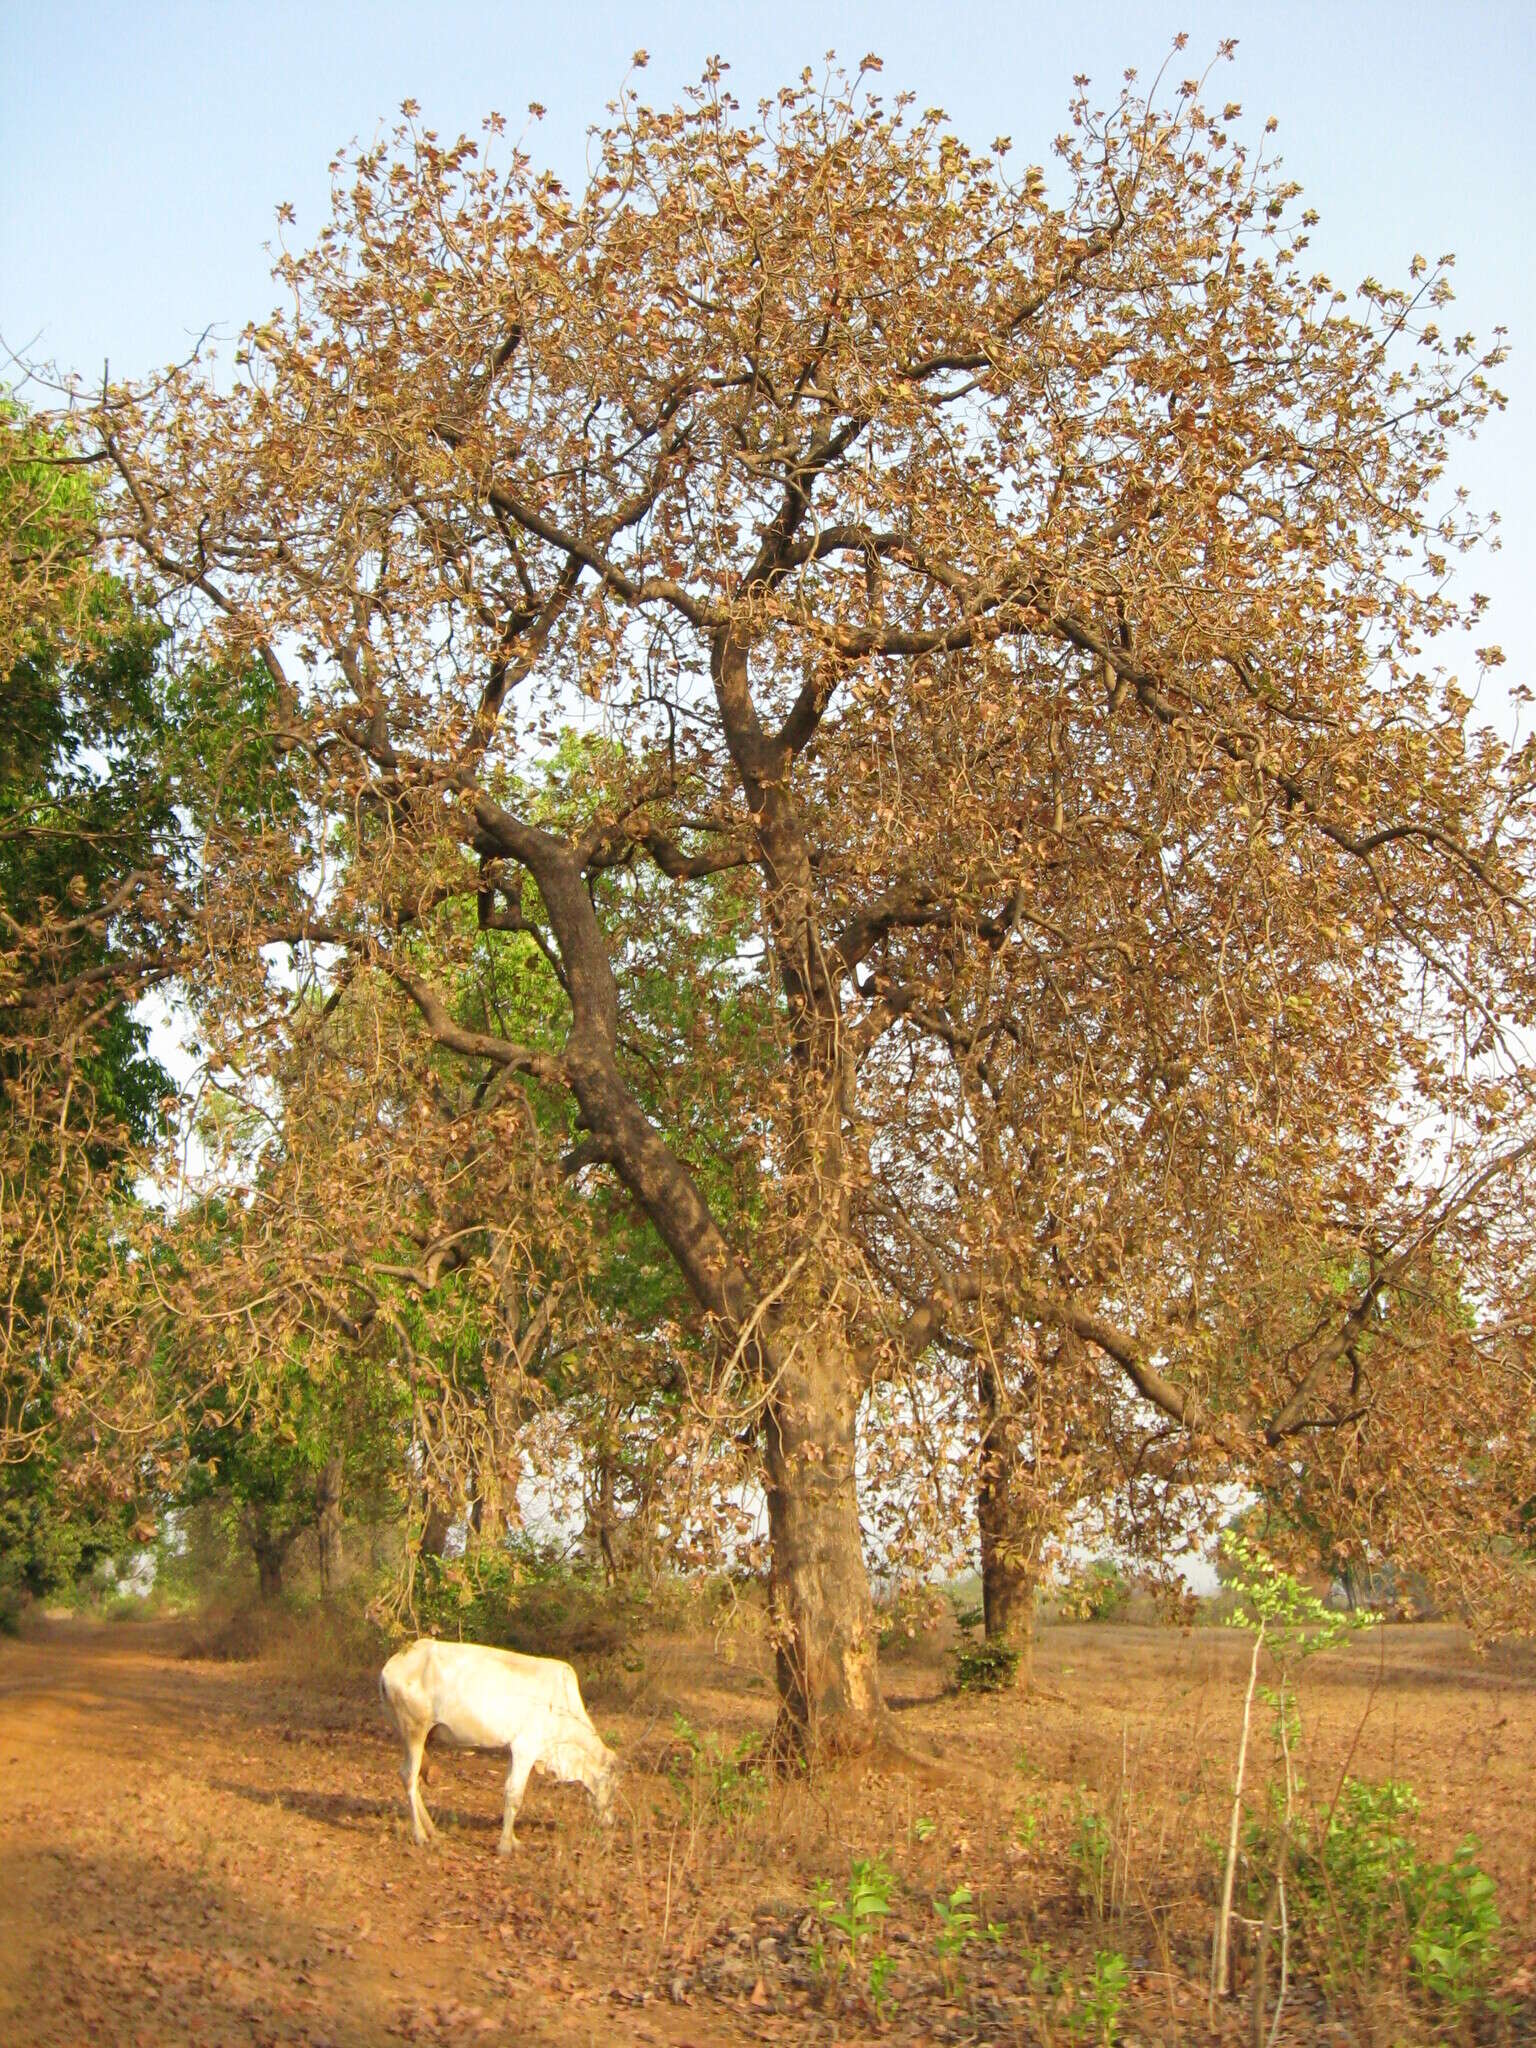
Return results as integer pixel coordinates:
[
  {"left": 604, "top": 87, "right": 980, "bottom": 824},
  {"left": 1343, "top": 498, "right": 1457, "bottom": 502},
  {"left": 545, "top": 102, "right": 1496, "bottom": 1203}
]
[
  {"left": 976, "top": 1363, "right": 1042, "bottom": 1691},
  {"left": 762, "top": 1337, "right": 887, "bottom": 1757}
]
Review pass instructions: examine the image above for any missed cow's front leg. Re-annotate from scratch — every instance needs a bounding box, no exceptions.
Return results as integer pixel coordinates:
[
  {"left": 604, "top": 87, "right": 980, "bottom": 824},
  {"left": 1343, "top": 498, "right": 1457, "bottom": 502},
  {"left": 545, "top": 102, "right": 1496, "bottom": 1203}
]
[{"left": 498, "top": 1747, "right": 534, "bottom": 1857}]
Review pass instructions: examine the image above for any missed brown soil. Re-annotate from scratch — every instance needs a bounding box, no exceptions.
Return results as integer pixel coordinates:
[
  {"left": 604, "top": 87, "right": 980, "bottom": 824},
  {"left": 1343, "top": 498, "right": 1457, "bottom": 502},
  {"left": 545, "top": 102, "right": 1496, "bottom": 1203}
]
[{"left": 2, "top": 1615, "right": 1533, "bottom": 2046}]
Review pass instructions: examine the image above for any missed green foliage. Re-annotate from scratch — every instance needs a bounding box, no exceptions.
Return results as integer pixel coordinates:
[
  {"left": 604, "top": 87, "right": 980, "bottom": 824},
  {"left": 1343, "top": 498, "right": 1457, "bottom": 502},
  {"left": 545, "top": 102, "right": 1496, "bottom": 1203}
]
[
  {"left": 1219, "top": 1528, "right": 1371, "bottom": 1660},
  {"left": 1239, "top": 1775, "right": 1503, "bottom": 2014},
  {"left": 931, "top": 1884, "right": 980, "bottom": 1963},
  {"left": 0, "top": 484, "right": 173, "bottom": 1605},
  {"left": 812, "top": 1857, "right": 895, "bottom": 1986},
  {"left": 1022, "top": 1943, "right": 1129, "bottom": 2045},
  {"left": 668, "top": 1712, "right": 765, "bottom": 1831},
  {"left": 1071, "top": 1950, "right": 1130, "bottom": 2045},
  {"left": 1059, "top": 1559, "right": 1130, "bottom": 1622},
  {"left": 0, "top": 425, "right": 178, "bottom": 1162},
  {"left": 1293, "top": 1776, "right": 1418, "bottom": 1976},
  {"left": 1409, "top": 1839, "right": 1502, "bottom": 2009},
  {"left": 1, "top": 404, "right": 300, "bottom": 1612},
  {"left": 952, "top": 1637, "right": 1020, "bottom": 1692},
  {"left": 1012, "top": 1790, "right": 1046, "bottom": 1850},
  {"left": 0, "top": 1482, "right": 136, "bottom": 1608},
  {"left": 865, "top": 1948, "right": 896, "bottom": 2018},
  {"left": 409, "top": 1542, "right": 641, "bottom": 1660},
  {"left": 931, "top": 1883, "right": 1006, "bottom": 1975}
]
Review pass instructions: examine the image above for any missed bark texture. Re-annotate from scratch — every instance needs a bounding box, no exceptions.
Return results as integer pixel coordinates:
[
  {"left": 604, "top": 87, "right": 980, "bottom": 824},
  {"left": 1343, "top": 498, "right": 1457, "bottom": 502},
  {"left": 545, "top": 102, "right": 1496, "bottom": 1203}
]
[
  {"left": 315, "top": 1452, "right": 345, "bottom": 1597},
  {"left": 976, "top": 1363, "right": 1043, "bottom": 1690},
  {"left": 419, "top": 1500, "right": 454, "bottom": 1560},
  {"left": 248, "top": 1507, "right": 291, "bottom": 1602},
  {"left": 763, "top": 1338, "right": 885, "bottom": 1753}
]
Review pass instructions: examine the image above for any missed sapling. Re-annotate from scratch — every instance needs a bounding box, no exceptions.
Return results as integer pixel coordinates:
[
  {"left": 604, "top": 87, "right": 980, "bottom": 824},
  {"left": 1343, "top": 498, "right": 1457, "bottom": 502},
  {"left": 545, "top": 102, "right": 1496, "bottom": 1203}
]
[{"left": 1209, "top": 1530, "right": 1373, "bottom": 2032}]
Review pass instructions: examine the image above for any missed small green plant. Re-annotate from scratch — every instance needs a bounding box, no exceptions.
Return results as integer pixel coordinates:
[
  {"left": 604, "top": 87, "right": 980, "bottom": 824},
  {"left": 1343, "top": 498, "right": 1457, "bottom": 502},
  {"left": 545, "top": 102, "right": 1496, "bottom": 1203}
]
[
  {"left": 952, "top": 1637, "right": 1020, "bottom": 1692},
  {"left": 1023, "top": 1943, "right": 1127, "bottom": 2045},
  {"left": 812, "top": 1857, "right": 896, "bottom": 1985},
  {"left": 1070, "top": 1949, "right": 1130, "bottom": 2045},
  {"left": 866, "top": 1948, "right": 897, "bottom": 2017},
  {"left": 931, "top": 1884, "right": 1005, "bottom": 1989},
  {"left": 1022, "top": 1940, "right": 1055, "bottom": 1997},
  {"left": 932, "top": 1884, "right": 980, "bottom": 1964},
  {"left": 1409, "top": 1837, "right": 1502, "bottom": 2010},
  {"left": 1013, "top": 1790, "right": 1046, "bottom": 1850},
  {"left": 1068, "top": 1795, "right": 1112, "bottom": 1918},
  {"left": 911, "top": 1814, "right": 937, "bottom": 1842},
  {"left": 954, "top": 1601, "right": 986, "bottom": 1632},
  {"left": 668, "top": 1712, "right": 765, "bottom": 1829},
  {"left": 1211, "top": 1532, "right": 1376, "bottom": 2013}
]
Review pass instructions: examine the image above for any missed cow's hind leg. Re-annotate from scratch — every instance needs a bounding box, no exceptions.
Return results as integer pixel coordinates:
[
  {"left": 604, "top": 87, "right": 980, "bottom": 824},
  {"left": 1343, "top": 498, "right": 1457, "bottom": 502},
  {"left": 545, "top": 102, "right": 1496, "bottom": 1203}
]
[
  {"left": 401, "top": 1720, "right": 436, "bottom": 1844},
  {"left": 497, "top": 1746, "right": 535, "bottom": 1857}
]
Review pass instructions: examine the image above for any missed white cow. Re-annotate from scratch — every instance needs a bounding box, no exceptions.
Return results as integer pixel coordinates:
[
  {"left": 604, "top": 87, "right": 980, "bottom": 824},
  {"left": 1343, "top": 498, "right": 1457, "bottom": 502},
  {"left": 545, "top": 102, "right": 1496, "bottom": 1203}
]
[{"left": 379, "top": 1637, "right": 618, "bottom": 1855}]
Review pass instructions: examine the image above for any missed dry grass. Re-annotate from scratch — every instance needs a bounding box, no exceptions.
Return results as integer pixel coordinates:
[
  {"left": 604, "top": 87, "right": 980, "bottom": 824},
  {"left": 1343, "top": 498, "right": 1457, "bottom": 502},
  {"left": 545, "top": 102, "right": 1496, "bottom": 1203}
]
[{"left": 1, "top": 1601, "right": 1533, "bottom": 2045}]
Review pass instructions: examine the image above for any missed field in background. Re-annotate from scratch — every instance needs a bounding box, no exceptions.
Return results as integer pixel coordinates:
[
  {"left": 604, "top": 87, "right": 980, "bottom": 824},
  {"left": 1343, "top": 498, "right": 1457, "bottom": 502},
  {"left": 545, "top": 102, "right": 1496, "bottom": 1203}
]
[{"left": 2, "top": 1603, "right": 1534, "bottom": 2045}]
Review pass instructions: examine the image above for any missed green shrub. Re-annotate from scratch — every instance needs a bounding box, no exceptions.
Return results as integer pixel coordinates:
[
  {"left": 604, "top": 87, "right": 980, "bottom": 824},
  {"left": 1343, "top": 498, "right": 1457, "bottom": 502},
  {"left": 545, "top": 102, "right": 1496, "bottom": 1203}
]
[
  {"left": 1060, "top": 1559, "right": 1130, "bottom": 1622},
  {"left": 1240, "top": 1775, "right": 1502, "bottom": 2014},
  {"left": 952, "top": 1638, "right": 1020, "bottom": 1692},
  {"left": 408, "top": 1541, "right": 640, "bottom": 1660},
  {"left": 668, "top": 1712, "right": 765, "bottom": 1830},
  {"left": 1407, "top": 1838, "right": 1502, "bottom": 2010}
]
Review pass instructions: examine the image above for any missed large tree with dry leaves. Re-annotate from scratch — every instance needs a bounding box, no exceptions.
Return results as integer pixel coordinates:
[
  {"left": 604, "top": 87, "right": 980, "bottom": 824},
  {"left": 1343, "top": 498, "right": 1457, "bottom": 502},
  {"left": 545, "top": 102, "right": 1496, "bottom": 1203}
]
[{"left": 52, "top": 52, "right": 1536, "bottom": 1749}]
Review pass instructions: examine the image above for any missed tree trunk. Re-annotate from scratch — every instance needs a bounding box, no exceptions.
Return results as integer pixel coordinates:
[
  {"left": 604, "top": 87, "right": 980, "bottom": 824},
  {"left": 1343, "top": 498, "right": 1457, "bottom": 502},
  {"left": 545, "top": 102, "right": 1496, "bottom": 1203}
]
[
  {"left": 419, "top": 1498, "right": 454, "bottom": 1559},
  {"left": 976, "top": 1363, "right": 1041, "bottom": 1691},
  {"left": 763, "top": 1337, "right": 887, "bottom": 1758},
  {"left": 582, "top": 1444, "right": 620, "bottom": 1583},
  {"left": 468, "top": 1433, "right": 523, "bottom": 1548},
  {"left": 978, "top": 1479, "right": 1039, "bottom": 1691},
  {"left": 494, "top": 656, "right": 892, "bottom": 1759},
  {"left": 248, "top": 1505, "right": 289, "bottom": 1602},
  {"left": 315, "top": 1451, "right": 344, "bottom": 1598}
]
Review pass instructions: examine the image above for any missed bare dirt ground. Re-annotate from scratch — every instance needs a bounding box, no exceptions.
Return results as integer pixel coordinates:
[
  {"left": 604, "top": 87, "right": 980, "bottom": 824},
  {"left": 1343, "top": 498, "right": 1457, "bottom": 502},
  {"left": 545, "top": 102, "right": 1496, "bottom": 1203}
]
[{"left": 2, "top": 1614, "right": 1534, "bottom": 2046}]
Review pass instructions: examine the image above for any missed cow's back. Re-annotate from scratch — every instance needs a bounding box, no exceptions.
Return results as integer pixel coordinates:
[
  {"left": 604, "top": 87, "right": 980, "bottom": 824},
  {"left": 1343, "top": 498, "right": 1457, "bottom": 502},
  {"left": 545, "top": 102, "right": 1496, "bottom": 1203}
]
[
  {"left": 475, "top": 1645, "right": 595, "bottom": 1733},
  {"left": 380, "top": 1638, "right": 599, "bottom": 1756}
]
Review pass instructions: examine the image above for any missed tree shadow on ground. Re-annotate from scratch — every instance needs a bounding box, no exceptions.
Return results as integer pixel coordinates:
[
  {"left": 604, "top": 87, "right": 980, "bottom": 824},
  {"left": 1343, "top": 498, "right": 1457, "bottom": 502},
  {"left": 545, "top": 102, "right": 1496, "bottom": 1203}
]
[{"left": 0, "top": 1839, "right": 403, "bottom": 2048}]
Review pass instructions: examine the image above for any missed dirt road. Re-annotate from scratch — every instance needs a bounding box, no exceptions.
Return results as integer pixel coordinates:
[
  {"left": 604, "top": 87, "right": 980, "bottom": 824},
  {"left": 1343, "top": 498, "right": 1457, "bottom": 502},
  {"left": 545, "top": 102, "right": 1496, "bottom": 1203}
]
[
  {"left": 4, "top": 1616, "right": 1533, "bottom": 2046},
  {"left": 0, "top": 1620, "right": 723, "bottom": 2048}
]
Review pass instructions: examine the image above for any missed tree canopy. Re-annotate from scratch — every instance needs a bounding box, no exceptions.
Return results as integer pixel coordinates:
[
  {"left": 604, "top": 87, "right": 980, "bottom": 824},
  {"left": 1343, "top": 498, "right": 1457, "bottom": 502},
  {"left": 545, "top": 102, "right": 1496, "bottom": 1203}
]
[{"left": 15, "top": 53, "right": 1536, "bottom": 1744}]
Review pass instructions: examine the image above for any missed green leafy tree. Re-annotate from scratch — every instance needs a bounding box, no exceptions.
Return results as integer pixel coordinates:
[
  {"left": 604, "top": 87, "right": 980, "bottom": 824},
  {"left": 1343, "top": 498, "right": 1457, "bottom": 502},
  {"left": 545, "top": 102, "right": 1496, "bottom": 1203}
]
[{"left": 0, "top": 402, "right": 180, "bottom": 1606}]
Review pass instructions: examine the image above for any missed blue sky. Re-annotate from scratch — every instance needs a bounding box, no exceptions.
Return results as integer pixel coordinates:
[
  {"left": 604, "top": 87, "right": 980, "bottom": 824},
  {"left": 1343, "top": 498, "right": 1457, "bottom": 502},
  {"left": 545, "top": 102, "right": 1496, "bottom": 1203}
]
[{"left": 4, "top": 0, "right": 1533, "bottom": 687}]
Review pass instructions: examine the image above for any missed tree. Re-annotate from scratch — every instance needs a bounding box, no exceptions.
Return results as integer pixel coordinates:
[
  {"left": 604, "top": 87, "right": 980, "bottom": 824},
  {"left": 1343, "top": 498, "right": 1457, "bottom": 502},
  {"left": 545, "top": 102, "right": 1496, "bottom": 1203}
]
[
  {"left": 0, "top": 402, "right": 183, "bottom": 1601},
  {"left": 57, "top": 52, "right": 1536, "bottom": 1748}
]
